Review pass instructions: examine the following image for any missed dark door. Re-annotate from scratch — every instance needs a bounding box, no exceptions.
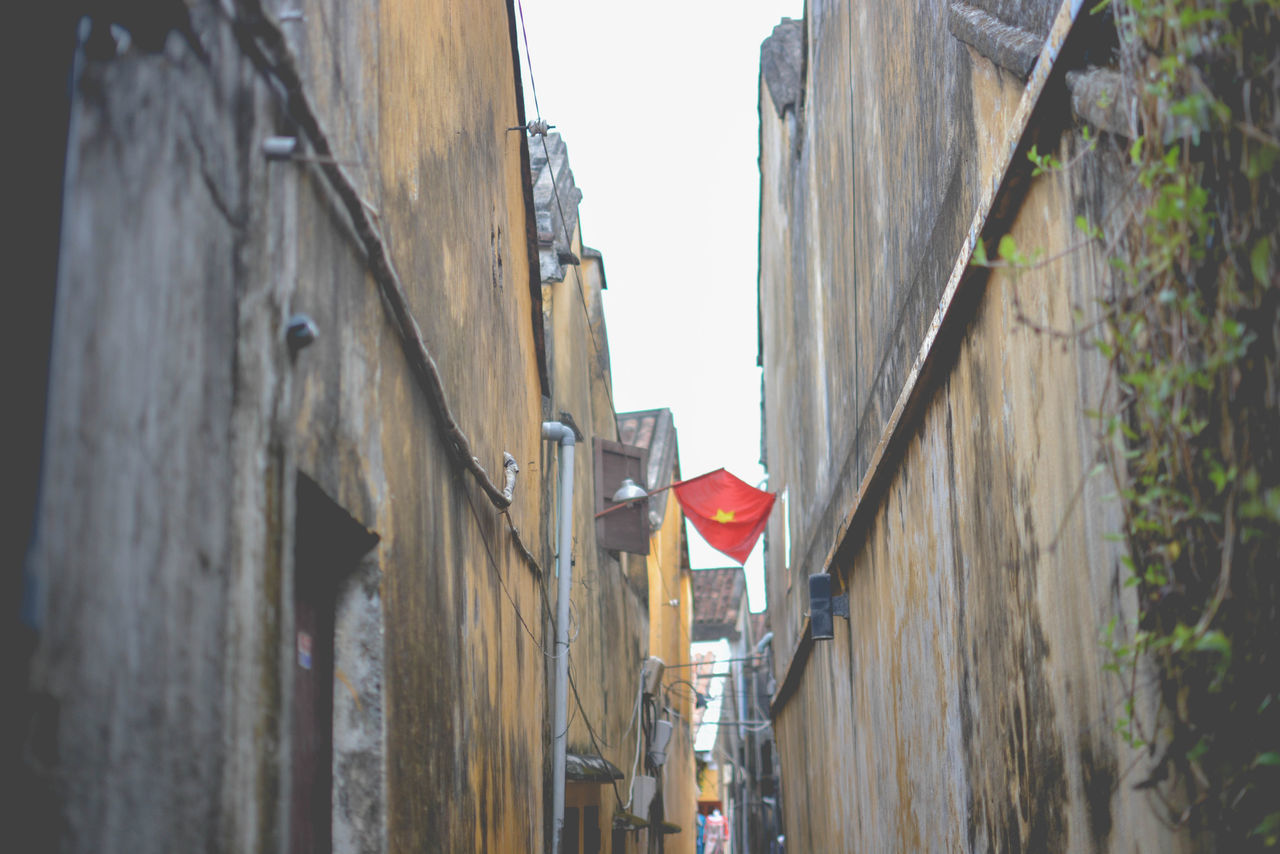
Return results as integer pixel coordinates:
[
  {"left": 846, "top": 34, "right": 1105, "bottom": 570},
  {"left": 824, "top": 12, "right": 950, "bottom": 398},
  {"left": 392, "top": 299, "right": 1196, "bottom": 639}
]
[{"left": 290, "top": 475, "right": 378, "bottom": 854}]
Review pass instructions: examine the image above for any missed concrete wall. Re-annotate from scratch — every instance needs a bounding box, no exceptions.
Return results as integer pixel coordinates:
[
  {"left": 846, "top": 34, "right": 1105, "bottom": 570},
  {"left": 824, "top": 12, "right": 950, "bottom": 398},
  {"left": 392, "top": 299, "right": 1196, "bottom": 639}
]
[
  {"left": 24, "top": 1, "right": 552, "bottom": 851},
  {"left": 758, "top": 4, "right": 1193, "bottom": 851}
]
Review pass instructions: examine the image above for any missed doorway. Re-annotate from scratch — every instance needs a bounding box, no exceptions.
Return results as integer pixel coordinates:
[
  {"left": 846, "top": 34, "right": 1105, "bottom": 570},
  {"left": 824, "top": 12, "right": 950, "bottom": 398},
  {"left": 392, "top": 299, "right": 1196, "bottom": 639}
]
[{"left": 290, "top": 474, "right": 379, "bottom": 854}]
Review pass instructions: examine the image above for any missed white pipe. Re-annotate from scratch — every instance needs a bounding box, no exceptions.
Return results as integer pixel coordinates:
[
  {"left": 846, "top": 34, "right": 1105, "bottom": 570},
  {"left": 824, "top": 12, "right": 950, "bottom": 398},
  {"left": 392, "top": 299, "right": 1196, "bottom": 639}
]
[{"left": 542, "top": 421, "right": 576, "bottom": 854}]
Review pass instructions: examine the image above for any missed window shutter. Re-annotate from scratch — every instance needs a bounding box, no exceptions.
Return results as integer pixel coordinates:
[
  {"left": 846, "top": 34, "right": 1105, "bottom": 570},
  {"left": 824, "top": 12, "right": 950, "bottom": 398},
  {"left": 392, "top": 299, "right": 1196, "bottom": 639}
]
[{"left": 593, "top": 438, "right": 650, "bottom": 555}]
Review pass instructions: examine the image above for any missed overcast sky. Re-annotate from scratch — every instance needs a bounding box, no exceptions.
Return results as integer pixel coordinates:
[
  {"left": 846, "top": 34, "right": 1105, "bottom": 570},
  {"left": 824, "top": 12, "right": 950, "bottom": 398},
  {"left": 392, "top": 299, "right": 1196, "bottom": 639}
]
[{"left": 516, "top": 0, "right": 802, "bottom": 611}]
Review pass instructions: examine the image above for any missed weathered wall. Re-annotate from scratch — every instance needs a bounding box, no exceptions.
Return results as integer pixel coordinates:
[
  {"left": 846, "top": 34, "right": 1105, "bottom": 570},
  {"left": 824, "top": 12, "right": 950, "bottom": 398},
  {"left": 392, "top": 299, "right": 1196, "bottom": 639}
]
[
  {"left": 759, "top": 3, "right": 1047, "bottom": 667},
  {"left": 759, "top": 3, "right": 1194, "bottom": 852},
  {"left": 24, "top": 1, "right": 551, "bottom": 851}
]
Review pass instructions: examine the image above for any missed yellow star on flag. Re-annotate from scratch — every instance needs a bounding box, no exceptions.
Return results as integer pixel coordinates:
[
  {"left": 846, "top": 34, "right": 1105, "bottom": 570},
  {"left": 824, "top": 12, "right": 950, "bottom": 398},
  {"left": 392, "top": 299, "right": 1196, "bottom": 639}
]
[{"left": 712, "top": 508, "right": 736, "bottom": 523}]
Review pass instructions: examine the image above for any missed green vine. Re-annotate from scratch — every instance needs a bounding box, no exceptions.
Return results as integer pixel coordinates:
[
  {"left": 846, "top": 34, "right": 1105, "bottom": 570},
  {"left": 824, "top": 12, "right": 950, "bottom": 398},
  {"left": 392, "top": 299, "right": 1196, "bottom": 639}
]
[
  {"left": 1090, "top": 0, "right": 1279, "bottom": 846},
  {"left": 983, "top": 0, "right": 1279, "bottom": 845}
]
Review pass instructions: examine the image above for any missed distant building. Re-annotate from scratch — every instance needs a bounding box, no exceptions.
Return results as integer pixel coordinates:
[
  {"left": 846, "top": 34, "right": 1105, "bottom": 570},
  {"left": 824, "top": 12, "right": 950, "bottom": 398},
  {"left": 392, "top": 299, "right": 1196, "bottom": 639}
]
[{"left": 690, "top": 569, "right": 778, "bottom": 853}]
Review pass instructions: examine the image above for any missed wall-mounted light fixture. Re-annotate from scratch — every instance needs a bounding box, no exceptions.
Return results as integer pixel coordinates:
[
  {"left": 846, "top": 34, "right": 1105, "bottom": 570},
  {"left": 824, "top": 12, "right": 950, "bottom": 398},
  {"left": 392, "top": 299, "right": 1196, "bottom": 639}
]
[
  {"left": 809, "top": 573, "right": 849, "bottom": 641},
  {"left": 611, "top": 477, "right": 647, "bottom": 503}
]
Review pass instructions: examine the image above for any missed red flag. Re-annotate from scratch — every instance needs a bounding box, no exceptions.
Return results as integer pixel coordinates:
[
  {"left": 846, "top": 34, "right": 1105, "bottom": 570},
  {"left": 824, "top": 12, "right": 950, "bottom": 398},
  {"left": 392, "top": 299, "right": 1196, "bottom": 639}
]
[{"left": 673, "top": 469, "right": 776, "bottom": 564}]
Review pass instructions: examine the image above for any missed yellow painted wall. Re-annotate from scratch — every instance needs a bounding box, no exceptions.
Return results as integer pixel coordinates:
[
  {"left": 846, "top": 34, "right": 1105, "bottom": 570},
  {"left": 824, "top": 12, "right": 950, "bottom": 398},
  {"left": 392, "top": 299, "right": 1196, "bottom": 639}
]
[
  {"left": 697, "top": 765, "right": 720, "bottom": 804},
  {"left": 647, "top": 490, "right": 696, "bottom": 852},
  {"left": 290, "top": 1, "right": 548, "bottom": 850},
  {"left": 30, "top": 0, "right": 554, "bottom": 851}
]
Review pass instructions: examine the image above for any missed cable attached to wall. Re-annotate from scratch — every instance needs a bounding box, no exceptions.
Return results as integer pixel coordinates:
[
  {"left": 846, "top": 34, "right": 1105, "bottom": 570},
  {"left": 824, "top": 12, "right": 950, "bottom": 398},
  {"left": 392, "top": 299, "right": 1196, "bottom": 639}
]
[
  {"left": 460, "top": 474, "right": 559, "bottom": 659},
  {"left": 567, "top": 660, "right": 628, "bottom": 813}
]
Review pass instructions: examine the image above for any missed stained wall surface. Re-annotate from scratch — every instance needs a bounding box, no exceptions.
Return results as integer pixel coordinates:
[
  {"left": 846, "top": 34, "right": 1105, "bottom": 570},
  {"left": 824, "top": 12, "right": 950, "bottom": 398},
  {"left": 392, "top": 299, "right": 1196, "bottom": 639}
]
[
  {"left": 758, "top": 4, "right": 1193, "bottom": 852},
  {"left": 24, "top": 1, "right": 553, "bottom": 851}
]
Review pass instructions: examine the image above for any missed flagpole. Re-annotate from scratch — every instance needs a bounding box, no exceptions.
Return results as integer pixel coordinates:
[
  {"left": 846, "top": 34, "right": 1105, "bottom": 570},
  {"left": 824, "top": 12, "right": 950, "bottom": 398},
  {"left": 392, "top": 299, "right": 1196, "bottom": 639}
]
[{"left": 592, "top": 467, "right": 726, "bottom": 519}]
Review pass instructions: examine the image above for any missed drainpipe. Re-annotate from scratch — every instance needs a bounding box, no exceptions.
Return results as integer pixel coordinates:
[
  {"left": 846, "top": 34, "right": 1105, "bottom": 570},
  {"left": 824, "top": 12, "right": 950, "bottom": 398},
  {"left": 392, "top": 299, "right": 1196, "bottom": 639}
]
[{"left": 542, "top": 420, "right": 576, "bottom": 854}]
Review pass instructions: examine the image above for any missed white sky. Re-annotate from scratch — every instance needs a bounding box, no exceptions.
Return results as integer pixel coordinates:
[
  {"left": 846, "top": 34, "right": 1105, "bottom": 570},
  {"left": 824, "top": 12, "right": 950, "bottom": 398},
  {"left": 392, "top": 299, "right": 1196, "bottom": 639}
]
[{"left": 515, "top": 0, "right": 802, "bottom": 611}]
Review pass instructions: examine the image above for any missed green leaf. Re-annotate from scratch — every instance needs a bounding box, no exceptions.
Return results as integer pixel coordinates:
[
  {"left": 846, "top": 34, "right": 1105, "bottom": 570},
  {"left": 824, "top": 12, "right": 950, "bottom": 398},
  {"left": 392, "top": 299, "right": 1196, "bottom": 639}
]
[
  {"left": 998, "top": 234, "right": 1019, "bottom": 262},
  {"left": 973, "top": 238, "right": 988, "bottom": 266},
  {"left": 1251, "top": 237, "right": 1271, "bottom": 284},
  {"left": 1194, "top": 630, "right": 1231, "bottom": 661},
  {"left": 1249, "top": 811, "right": 1280, "bottom": 845},
  {"left": 1255, "top": 752, "right": 1280, "bottom": 768}
]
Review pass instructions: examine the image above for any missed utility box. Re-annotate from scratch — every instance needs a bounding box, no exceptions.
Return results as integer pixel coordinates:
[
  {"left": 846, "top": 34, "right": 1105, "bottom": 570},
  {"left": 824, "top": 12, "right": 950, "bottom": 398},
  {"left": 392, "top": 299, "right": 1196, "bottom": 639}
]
[
  {"left": 648, "top": 719, "right": 673, "bottom": 767},
  {"left": 642, "top": 656, "right": 665, "bottom": 696},
  {"left": 632, "top": 775, "right": 656, "bottom": 818}
]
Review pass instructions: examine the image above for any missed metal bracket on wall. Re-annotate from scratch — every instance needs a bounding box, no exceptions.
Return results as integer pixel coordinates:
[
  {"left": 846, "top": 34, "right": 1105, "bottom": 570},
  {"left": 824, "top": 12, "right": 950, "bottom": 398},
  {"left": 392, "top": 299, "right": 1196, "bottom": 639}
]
[{"left": 832, "top": 593, "right": 850, "bottom": 619}]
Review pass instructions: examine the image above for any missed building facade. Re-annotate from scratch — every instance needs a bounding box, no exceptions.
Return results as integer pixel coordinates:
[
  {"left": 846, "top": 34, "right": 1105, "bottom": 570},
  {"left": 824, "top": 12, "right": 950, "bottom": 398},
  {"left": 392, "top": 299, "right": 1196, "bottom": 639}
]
[
  {"left": 14, "top": 4, "right": 678, "bottom": 853},
  {"left": 757, "top": 6, "right": 1195, "bottom": 852}
]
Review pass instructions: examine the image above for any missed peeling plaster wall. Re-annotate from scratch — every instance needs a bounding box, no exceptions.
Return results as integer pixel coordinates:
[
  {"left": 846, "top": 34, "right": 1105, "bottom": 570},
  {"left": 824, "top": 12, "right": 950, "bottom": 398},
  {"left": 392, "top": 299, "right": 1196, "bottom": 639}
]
[
  {"left": 24, "top": 1, "right": 550, "bottom": 851},
  {"left": 758, "top": 3, "right": 1193, "bottom": 851}
]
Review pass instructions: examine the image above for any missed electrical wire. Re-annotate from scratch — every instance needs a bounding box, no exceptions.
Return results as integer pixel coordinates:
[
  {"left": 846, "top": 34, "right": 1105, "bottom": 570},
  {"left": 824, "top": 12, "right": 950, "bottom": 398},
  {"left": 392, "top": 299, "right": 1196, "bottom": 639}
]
[
  {"left": 515, "top": 0, "right": 542, "bottom": 120},
  {"left": 623, "top": 666, "right": 647, "bottom": 809},
  {"left": 514, "top": 0, "right": 616, "bottom": 418},
  {"left": 460, "top": 473, "right": 560, "bottom": 659},
  {"left": 659, "top": 656, "right": 767, "bottom": 669},
  {"left": 567, "top": 657, "right": 627, "bottom": 812}
]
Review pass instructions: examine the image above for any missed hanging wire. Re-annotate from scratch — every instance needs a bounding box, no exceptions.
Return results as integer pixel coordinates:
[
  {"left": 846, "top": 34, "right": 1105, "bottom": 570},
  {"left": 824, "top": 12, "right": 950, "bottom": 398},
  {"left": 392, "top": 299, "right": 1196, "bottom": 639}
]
[
  {"left": 460, "top": 474, "right": 560, "bottom": 659},
  {"left": 568, "top": 657, "right": 628, "bottom": 812},
  {"left": 514, "top": 0, "right": 616, "bottom": 416},
  {"left": 515, "top": 0, "right": 542, "bottom": 119}
]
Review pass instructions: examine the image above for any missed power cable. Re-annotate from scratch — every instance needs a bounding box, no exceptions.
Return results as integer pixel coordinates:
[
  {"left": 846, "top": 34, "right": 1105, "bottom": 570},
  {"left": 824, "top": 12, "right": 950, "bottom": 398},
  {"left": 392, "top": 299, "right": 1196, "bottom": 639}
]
[
  {"left": 460, "top": 473, "right": 560, "bottom": 659},
  {"left": 568, "top": 657, "right": 627, "bottom": 812},
  {"left": 514, "top": 0, "right": 617, "bottom": 419}
]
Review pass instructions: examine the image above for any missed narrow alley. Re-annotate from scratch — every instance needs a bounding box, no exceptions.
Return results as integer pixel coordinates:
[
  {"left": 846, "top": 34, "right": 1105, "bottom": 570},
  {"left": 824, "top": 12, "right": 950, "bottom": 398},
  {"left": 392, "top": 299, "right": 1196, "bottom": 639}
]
[{"left": 8, "top": 1, "right": 1277, "bottom": 853}]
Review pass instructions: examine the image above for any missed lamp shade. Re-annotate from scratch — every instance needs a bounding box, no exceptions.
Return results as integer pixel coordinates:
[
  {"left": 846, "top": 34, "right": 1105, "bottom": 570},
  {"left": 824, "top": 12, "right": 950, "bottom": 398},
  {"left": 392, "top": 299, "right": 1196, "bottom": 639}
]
[{"left": 611, "top": 477, "right": 647, "bottom": 502}]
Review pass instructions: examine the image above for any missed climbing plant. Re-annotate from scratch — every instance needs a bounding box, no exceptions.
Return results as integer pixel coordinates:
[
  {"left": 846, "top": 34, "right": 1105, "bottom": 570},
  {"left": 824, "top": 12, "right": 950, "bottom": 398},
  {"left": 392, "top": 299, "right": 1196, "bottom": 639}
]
[
  {"left": 1088, "top": 0, "right": 1280, "bottom": 846},
  {"left": 981, "top": 0, "right": 1279, "bottom": 844}
]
